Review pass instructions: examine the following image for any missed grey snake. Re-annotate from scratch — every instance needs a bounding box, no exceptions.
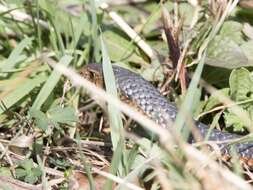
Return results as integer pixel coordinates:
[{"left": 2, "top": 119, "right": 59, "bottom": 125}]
[{"left": 81, "top": 63, "right": 253, "bottom": 167}]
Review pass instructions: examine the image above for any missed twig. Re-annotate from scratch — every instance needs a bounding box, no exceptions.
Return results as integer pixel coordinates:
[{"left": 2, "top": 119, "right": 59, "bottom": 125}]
[{"left": 92, "top": 167, "right": 144, "bottom": 190}]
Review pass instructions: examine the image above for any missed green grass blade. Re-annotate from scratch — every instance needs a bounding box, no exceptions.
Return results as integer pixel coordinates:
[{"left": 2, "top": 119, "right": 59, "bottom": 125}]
[
  {"left": 76, "top": 133, "right": 95, "bottom": 190},
  {"left": 104, "top": 138, "right": 125, "bottom": 190},
  {"left": 31, "top": 55, "right": 73, "bottom": 110},
  {"left": 101, "top": 35, "right": 124, "bottom": 149},
  {"left": 100, "top": 34, "right": 126, "bottom": 182},
  {"left": 175, "top": 51, "right": 206, "bottom": 138},
  {"left": 0, "top": 37, "right": 33, "bottom": 71},
  {"left": 89, "top": 0, "right": 100, "bottom": 62},
  {"left": 0, "top": 74, "right": 47, "bottom": 114}
]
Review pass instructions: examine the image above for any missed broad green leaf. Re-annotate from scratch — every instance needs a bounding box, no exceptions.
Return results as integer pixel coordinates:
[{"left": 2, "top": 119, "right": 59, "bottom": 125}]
[
  {"left": 243, "top": 23, "right": 253, "bottom": 40},
  {"left": 20, "top": 159, "right": 33, "bottom": 171},
  {"left": 0, "top": 74, "right": 47, "bottom": 114},
  {"left": 229, "top": 68, "right": 253, "bottom": 101},
  {"left": 206, "top": 36, "right": 249, "bottom": 69},
  {"left": 103, "top": 30, "right": 146, "bottom": 64},
  {"left": 30, "top": 106, "right": 77, "bottom": 130},
  {"left": 224, "top": 68, "right": 253, "bottom": 131},
  {"left": 16, "top": 159, "right": 42, "bottom": 184},
  {"left": 224, "top": 111, "right": 246, "bottom": 132},
  {"left": 178, "top": 3, "right": 195, "bottom": 26},
  {"left": 220, "top": 21, "right": 244, "bottom": 44},
  {"left": 24, "top": 174, "right": 39, "bottom": 184},
  {"left": 15, "top": 168, "right": 27, "bottom": 178},
  {"left": 240, "top": 40, "right": 253, "bottom": 63},
  {"left": 140, "top": 64, "right": 163, "bottom": 81},
  {"left": 204, "top": 88, "right": 229, "bottom": 112},
  {"left": 32, "top": 167, "right": 42, "bottom": 177},
  {"left": 29, "top": 109, "right": 49, "bottom": 131},
  {"left": 201, "top": 66, "right": 231, "bottom": 88},
  {"left": 139, "top": 4, "right": 161, "bottom": 35},
  {"left": 31, "top": 55, "right": 73, "bottom": 110},
  {"left": 47, "top": 106, "right": 78, "bottom": 124}
]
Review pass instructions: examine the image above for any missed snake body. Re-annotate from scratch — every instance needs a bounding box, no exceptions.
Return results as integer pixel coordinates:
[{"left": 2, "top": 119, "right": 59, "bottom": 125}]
[{"left": 83, "top": 64, "right": 253, "bottom": 165}]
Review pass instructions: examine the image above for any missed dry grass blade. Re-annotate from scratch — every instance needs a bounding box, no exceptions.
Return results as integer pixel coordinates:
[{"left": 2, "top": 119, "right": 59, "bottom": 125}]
[
  {"left": 0, "top": 4, "right": 48, "bottom": 29},
  {"left": 184, "top": 145, "right": 252, "bottom": 190},
  {"left": 92, "top": 167, "right": 144, "bottom": 190},
  {"left": 161, "top": 6, "right": 180, "bottom": 69},
  {"left": 100, "top": 3, "right": 155, "bottom": 60}
]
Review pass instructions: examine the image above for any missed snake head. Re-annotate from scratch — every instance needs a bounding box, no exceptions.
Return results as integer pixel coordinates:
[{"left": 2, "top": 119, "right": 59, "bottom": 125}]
[{"left": 80, "top": 64, "right": 104, "bottom": 88}]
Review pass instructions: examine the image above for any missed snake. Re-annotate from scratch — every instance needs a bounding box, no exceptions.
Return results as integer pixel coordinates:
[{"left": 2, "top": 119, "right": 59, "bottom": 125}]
[{"left": 81, "top": 63, "right": 253, "bottom": 167}]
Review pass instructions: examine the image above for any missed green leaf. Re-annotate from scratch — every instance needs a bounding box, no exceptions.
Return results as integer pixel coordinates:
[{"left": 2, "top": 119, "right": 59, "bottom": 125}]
[
  {"left": 15, "top": 168, "right": 27, "bottom": 178},
  {"left": 206, "top": 36, "right": 249, "bottom": 69},
  {"left": 219, "top": 21, "right": 244, "bottom": 44},
  {"left": 178, "top": 3, "right": 195, "bottom": 26},
  {"left": 47, "top": 106, "right": 78, "bottom": 124},
  {"left": 103, "top": 30, "right": 146, "bottom": 64},
  {"left": 20, "top": 159, "right": 33, "bottom": 171},
  {"left": 32, "top": 167, "right": 42, "bottom": 178},
  {"left": 16, "top": 159, "right": 42, "bottom": 184},
  {"left": 141, "top": 4, "right": 162, "bottom": 35},
  {"left": 204, "top": 88, "right": 229, "bottom": 111},
  {"left": 224, "top": 111, "right": 246, "bottom": 132},
  {"left": 229, "top": 68, "right": 253, "bottom": 101},
  {"left": 240, "top": 40, "right": 253, "bottom": 63},
  {"left": 30, "top": 105, "right": 78, "bottom": 130},
  {"left": 201, "top": 66, "right": 231, "bottom": 88},
  {"left": 0, "top": 74, "right": 48, "bottom": 114},
  {"left": 140, "top": 64, "right": 164, "bottom": 81},
  {"left": 24, "top": 173, "right": 39, "bottom": 184},
  {"left": 31, "top": 55, "right": 73, "bottom": 110},
  {"left": 29, "top": 109, "right": 49, "bottom": 131},
  {"left": 242, "top": 23, "right": 253, "bottom": 40}
]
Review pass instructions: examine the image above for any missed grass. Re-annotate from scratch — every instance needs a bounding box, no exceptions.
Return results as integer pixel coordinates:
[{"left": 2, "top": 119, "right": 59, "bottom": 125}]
[{"left": 0, "top": 0, "right": 253, "bottom": 189}]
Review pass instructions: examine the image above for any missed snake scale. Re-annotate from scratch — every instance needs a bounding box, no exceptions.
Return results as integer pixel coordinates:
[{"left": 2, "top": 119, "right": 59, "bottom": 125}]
[{"left": 81, "top": 63, "right": 253, "bottom": 167}]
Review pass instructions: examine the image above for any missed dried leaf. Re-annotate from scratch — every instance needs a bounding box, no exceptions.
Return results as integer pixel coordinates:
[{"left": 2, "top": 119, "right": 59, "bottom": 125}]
[{"left": 10, "top": 135, "right": 34, "bottom": 148}]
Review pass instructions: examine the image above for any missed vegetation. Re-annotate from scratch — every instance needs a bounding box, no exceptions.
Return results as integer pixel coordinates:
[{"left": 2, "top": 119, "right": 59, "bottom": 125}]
[{"left": 0, "top": 0, "right": 253, "bottom": 189}]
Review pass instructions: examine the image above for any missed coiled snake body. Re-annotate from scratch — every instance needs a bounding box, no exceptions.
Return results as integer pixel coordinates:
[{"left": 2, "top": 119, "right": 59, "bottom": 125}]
[{"left": 82, "top": 64, "right": 253, "bottom": 167}]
